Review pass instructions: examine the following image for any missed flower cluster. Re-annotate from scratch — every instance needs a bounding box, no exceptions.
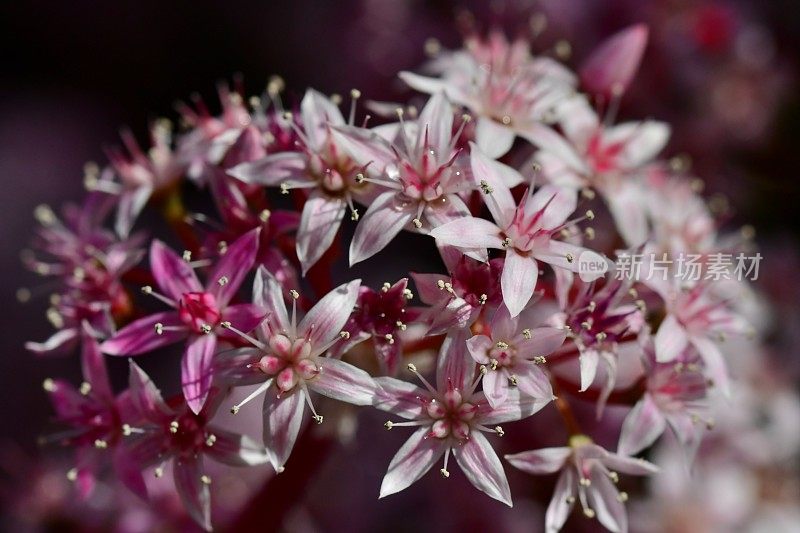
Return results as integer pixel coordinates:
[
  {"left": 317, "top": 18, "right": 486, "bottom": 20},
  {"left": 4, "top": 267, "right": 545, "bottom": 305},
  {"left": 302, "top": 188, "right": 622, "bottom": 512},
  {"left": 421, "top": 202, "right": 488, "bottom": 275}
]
[{"left": 23, "top": 21, "right": 794, "bottom": 533}]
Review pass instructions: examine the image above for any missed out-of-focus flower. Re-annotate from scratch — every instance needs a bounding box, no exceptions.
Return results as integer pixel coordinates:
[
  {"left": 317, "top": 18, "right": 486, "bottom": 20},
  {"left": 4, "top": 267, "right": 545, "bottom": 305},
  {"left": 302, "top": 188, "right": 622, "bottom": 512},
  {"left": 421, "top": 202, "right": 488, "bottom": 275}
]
[
  {"left": 401, "top": 30, "right": 576, "bottom": 158},
  {"left": 125, "top": 362, "right": 269, "bottom": 530},
  {"left": 466, "top": 304, "right": 565, "bottom": 408},
  {"left": 579, "top": 24, "right": 649, "bottom": 98},
  {"left": 430, "top": 146, "right": 605, "bottom": 317},
  {"left": 506, "top": 435, "right": 658, "bottom": 532},
  {"left": 101, "top": 229, "right": 264, "bottom": 413},
  {"left": 374, "top": 329, "right": 553, "bottom": 505},
  {"left": 218, "top": 268, "right": 375, "bottom": 472}
]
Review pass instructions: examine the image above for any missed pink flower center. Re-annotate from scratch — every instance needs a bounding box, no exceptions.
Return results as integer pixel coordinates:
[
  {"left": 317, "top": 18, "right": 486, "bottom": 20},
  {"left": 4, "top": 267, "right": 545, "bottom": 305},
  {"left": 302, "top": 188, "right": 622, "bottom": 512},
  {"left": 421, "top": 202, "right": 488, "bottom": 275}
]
[
  {"left": 488, "top": 342, "right": 516, "bottom": 368},
  {"left": 586, "top": 132, "right": 624, "bottom": 175},
  {"left": 425, "top": 388, "right": 477, "bottom": 441},
  {"left": 178, "top": 292, "right": 221, "bottom": 333},
  {"left": 257, "top": 334, "right": 319, "bottom": 392}
]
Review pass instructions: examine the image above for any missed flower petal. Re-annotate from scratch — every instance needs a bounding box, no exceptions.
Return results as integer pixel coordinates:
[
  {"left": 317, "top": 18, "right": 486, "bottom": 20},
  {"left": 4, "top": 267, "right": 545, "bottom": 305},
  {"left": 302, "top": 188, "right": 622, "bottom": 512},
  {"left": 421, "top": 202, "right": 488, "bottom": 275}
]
[
  {"left": 417, "top": 92, "right": 454, "bottom": 158},
  {"left": 618, "top": 394, "right": 667, "bottom": 456},
  {"left": 128, "top": 360, "right": 169, "bottom": 419},
  {"left": 220, "top": 304, "right": 266, "bottom": 336},
  {"left": 173, "top": 456, "right": 212, "bottom": 531},
  {"left": 516, "top": 327, "right": 568, "bottom": 359},
  {"left": 475, "top": 117, "right": 515, "bottom": 159},
  {"left": 253, "top": 266, "right": 290, "bottom": 335},
  {"left": 311, "top": 357, "right": 375, "bottom": 405},
  {"left": 263, "top": 388, "right": 305, "bottom": 471},
  {"left": 546, "top": 467, "right": 577, "bottom": 532},
  {"left": 374, "top": 377, "right": 428, "bottom": 420},
  {"left": 602, "top": 451, "right": 660, "bottom": 476},
  {"left": 331, "top": 125, "right": 396, "bottom": 176},
  {"left": 470, "top": 143, "right": 518, "bottom": 228},
  {"left": 207, "top": 227, "right": 260, "bottom": 305},
  {"left": 587, "top": 465, "right": 627, "bottom": 533},
  {"left": 80, "top": 323, "right": 112, "bottom": 401},
  {"left": 453, "top": 430, "right": 512, "bottom": 506},
  {"left": 298, "top": 279, "right": 361, "bottom": 348},
  {"left": 297, "top": 192, "right": 346, "bottom": 275},
  {"left": 579, "top": 349, "right": 600, "bottom": 392},
  {"left": 605, "top": 183, "right": 649, "bottom": 247},
  {"left": 205, "top": 428, "right": 270, "bottom": 466},
  {"left": 580, "top": 24, "right": 649, "bottom": 97},
  {"left": 101, "top": 312, "right": 186, "bottom": 356},
  {"left": 379, "top": 426, "right": 444, "bottom": 498},
  {"left": 466, "top": 335, "right": 493, "bottom": 365},
  {"left": 429, "top": 216, "right": 504, "bottom": 249},
  {"left": 182, "top": 334, "right": 217, "bottom": 414},
  {"left": 436, "top": 328, "right": 475, "bottom": 391},
  {"left": 150, "top": 240, "right": 202, "bottom": 301},
  {"left": 517, "top": 122, "right": 588, "bottom": 173},
  {"left": 482, "top": 368, "right": 509, "bottom": 408},
  {"left": 25, "top": 328, "right": 80, "bottom": 356},
  {"left": 501, "top": 249, "right": 538, "bottom": 317},
  {"left": 654, "top": 314, "right": 689, "bottom": 363},
  {"left": 301, "top": 89, "right": 345, "bottom": 149},
  {"left": 349, "top": 191, "right": 415, "bottom": 265},
  {"left": 513, "top": 359, "right": 554, "bottom": 399},
  {"left": 479, "top": 387, "right": 553, "bottom": 424},
  {"left": 691, "top": 334, "right": 730, "bottom": 397},
  {"left": 505, "top": 447, "right": 572, "bottom": 475},
  {"left": 227, "top": 152, "right": 309, "bottom": 186},
  {"left": 115, "top": 185, "right": 152, "bottom": 238}
]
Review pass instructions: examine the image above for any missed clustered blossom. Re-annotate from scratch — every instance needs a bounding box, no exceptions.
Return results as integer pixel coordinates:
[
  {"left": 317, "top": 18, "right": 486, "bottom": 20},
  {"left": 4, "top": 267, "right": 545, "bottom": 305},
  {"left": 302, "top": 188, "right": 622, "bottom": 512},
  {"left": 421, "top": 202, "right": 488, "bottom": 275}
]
[{"left": 22, "top": 20, "right": 794, "bottom": 533}]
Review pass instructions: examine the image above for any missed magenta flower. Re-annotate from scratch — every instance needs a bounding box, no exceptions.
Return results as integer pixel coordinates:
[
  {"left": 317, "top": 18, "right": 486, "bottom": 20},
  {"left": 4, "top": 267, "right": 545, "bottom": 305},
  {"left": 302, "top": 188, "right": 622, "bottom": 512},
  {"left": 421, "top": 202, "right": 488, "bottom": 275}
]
[
  {"left": 400, "top": 30, "right": 576, "bottom": 158},
  {"left": 430, "top": 146, "right": 606, "bottom": 317},
  {"left": 332, "top": 92, "right": 484, "bottom": 264},
  {"left": 579, "top": 24, "right": 650, "bottom": 98},
  {"left": 534, "top": 94, "right": 670, "bottom": 246},
  {"left": 330, "top": 278, "right": 420, "bottom": 375},
  {"left": 101, "top": 228, "right": 264, "bottom": 414},
  {"left": 230, "top": 89, "right": 373, "bottom": 274},
  {"left": 218, "top": 268, "right": 375, "bottom": 472},
  {"left": 618, "top": 340, "right": 711, "bottom": 458},
  {"left": 467, "top": 305, "right": 566, "bottom": 408},
  {"left": 42, "top": 323, "right": 145, "bottom": 500},
  {"left": 411, "top": 246, "right": 504, "bottom": 335},
  {"left": 125, "top": 361, "right": 269, "bottom": 531},
  {"left": 375, "top": 329, "right": 553, "bottom": 505},
  {"left": 506, "top": 435, "right": 658, "bottom": 532}
]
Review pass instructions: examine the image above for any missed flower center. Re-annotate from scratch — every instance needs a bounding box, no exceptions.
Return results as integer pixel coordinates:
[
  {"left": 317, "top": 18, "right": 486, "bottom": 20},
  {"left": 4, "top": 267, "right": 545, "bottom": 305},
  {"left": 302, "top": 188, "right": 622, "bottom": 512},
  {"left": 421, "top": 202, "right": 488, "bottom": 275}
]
[
  {"left": 178, "top": 292, "right": 221, "bottom": 333},
  {"left": 488, "top": 341, "right": 516, "bottom": 368},
  {"left": 426, "top": 388, "right": 477, "bottom": 441},
  {"left": 256, "top": 334, "right": 319, "bottom": 392}
]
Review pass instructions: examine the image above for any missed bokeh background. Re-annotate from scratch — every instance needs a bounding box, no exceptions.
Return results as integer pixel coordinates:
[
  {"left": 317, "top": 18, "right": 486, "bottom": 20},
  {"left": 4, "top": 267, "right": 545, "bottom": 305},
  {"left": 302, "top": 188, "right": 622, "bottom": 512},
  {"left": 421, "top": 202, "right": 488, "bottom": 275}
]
[{"left": 2, "top": 0, "right": 799, "bottom": 531}]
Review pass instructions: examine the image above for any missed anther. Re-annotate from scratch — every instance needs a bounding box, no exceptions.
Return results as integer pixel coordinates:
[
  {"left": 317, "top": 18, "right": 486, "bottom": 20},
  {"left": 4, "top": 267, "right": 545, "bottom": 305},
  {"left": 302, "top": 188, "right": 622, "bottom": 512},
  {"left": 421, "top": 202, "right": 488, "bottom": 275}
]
[
  {"left": 384, "top": 421, "right": 394, "bottom": 430},
  {"left": 509, "top": 375, "right": 518, "bottom": 386},
  {"left": 66, "top": 468, "right": 78, "bottom": 482},
  {"left": 384, "top": 334, "right": 395, "bottom": 345},
  {"left": 259, "top": 209, "right": 271, "bottom": 222},
  {"left": 584, "top": 227, "right": 595, "bottom": 240},
  {"left": 350, "top": 89, "right": 361, "bottom": 100},
  {"left": 339, "top": 331, "right": 350, "bottom": 339},
  {"left": 289, "top": 289, "right": 300, "bottom": 300},
  {"left": 412, "top": 218, "right": 422, "bottom": 229},
  {"left": 403, "top": 288, "right": 413, "bottom": 300},
  {"left": 42, "top": 378, "right": 55, "bottom": 392},
  {"left": 501, "top": 238, "right": 511, "bottom": 248},
  {"left": 182, "top": 250, "right": 192, "bottom": 262},
  {"left": 169, "top": 421, "right": 179, "bottom": 434},
  {"left": 533, "top": 356, "right": 547, "bottom": 364},
  {"left": 440, "top": 468, "right": 450, "bottom": 478},
  {"left": 579, "top": 477, "right": 591, "bottom": 487},
  {"left": 566, "top": 253, "right": 574, "bottom": 263},
  {"left": 217, "top": 276, "right": 229, "bottom": 286},
  {"left": 406, "top": 363, "right": 418, "bottom": 373},
  {"left": 437, "top": 280, "right": 446, "bottom": 290},
  {"left": 205, "top": 434, "right": 217, "bottom": 446},
  {"left": 200, "top": 324, "right": 212, "bottom": 334},
  {"left": 617, "top": 491, "right": 628, "bottom": 502},
  {"left": 496, "top": 341, "right": 509, "bottom": 349},
  {"left": 217, "top": 241, "right": 228, "bottom": 254},
  {"left": 608, "top": 471, "right": 619, "bottom": 483},
  {"left": 479, "top": 180, "right": 494, "bottom": 194},
  {"left": 583, "top": 508, "right": 596, "bottom": 518},
  {"left": 355, "top": 173, "right": 366, "bottom": 184},
  {"left": 489, "top": 359, "right": 499, "bottom": 371},
  {"left": 154, "top": 467, "right": 164, "bottom": 478},
  {"left": 396, "top": 321, "right": 407, "bottom": 331},
  {"left": 382, "top": 282, "right": 391, "bottom": 292},
  {"left": 79, "top": 382, "right": 91, "bottom": 395},
  {"left": 479, "top": 294, "right": 488, "bottom": 305},
  {"left": 350, "top": 208, "right": 359, "bottom": 221},
  {"left": 313, "top": 415, "right": 324, "bottom": 424},
  {"left": 585, "top": 210, "right": 595, "bottom": 220},
  {"left": 494, "top": 426, "right": 504, "bottom": 437},
  {"left": 230, "top": 405, "right": 240, "bottom": 414},
  {"left": 522, "top": 329, "right": 532, "bottom": 339},
  {"left": 201, "top": 475, "right": 212, "bottom": 485},
  {"left": 94, "top": 439, "right": 108, "bottom": 449},
  {"left": 280, "top": 183, "right": 290, "bottom": 195}
]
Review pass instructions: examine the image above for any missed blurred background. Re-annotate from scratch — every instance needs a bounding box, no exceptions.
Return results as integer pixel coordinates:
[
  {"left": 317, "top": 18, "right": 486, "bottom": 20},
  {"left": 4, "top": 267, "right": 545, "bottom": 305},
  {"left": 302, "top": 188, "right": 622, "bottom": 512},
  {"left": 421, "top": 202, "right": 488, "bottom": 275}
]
[{"left": 2, "top": 0, "right": 799, "bottom": 531}]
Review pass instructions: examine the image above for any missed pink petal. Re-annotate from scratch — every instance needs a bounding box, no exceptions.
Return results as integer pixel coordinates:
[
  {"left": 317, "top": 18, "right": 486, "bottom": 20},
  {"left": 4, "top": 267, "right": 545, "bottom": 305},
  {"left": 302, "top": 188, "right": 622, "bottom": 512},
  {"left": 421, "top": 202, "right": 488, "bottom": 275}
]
[
  {"left": 349, "top": 191, "right": 415, "bottom": 265},
  {"left": 298, "top": 279, "right": 360, "bottom": 348},
  {"left": 516, "top": 327, "right": 568, "bottom": 359},
  {"left": 533, "top": 240, "right": 606, "bottom": 275},
  {"left": 46, "top": 379, "right": 87, "bottom": 419},
  {"left": 221, "top": 125, "right": 266, "bottom": 167},
  {"left": 253, "top": 266, "right": 290, "bottom": 335},
  {"left": 426, "top": 297, "right": 476, "bottom": 335},
  {"left": 113, "top": 446, "right": 147, "bottom": 499},
  {"left": 556, "top": 95, "right": 600, "bottom": 148},
  {"left": 691, "top": 334, "right": 730, "bottom": 397},
  {"left": 80, "top": 323, "right": 112, "bottom": 401},
  {"left": 101, "top": 312, "right": 186, "bottom": 356},
  {"left": 501, "top": 249, "right": 539, "bottom": 317},
  {"left": 602, "top": 451, "right": 659, "bottom": 476},
  {"left": 399, "top": 71, "right": 469, "bottom": 106},
  {"left": 182, "top": 334, "right": 217, "bottom": 414},
  {"left": 517, "top": 122, "right": 588, "bottom": 173},
  {"left": 297, "top": 191, "right": 346, "bottom": 275},
  {"left": 263, "top": 388, "right": 305, "bottom": 471},
  {"left": 475, "top": 117, "right": 515, "bottom": 159},
  {"left": 618, "top": 394, "right": 667, "bottom": 456},
  {"left": 428, "top": 216, "right": 504, "bottom": 249},
  {"left": 506, "top": 447, "right": 572, "bottom": 475},
  {"left": 545, "top": 467, "right": 577, "bottom": 532},
  {"left": 579, "top": 349, "right": 600, "bottom": 392},
  {"left": 470, "top": 143, "right": 518, "bottom": 228},
  {"left": 374, "top": 377, "right": 428, "bottom": 420},
  {"left": 25, "top": 328, "right": 79, "bottom": 356},
  {"left": 374, "top": 338, "right": 402, "bottom": 376},
  {"left": 128, "top": 361, "right": 169, "bottom": 420},
  {"left": 311, "top": 357, "right": 375, "bottom": 405},
  {"left": 435, "top": 328, "right": 475, "bottom": 391},
  {"left": 379, "top": 426, "right": 444, "bottom": 498},
  {"left": 611, "top": 121, "right": 670, "bottom": 168},
  {"left": 489, "top": 304, "right": 518, "bottom": 341},
  {"left": 605, "top": 183, "right": 648, "bottom": 246},
  {"left": 587, "top": 465, "right": 627, "bottom": 533},
  {"left": 115, "top": 185, "right": 152, "bottom": 238},
  {"left": 466, "top": 335, "right": 493, "bottom": 365},
  {"left": 512, "top": 360, "right": 554, "bottom": 399},
  {"left": 479, "top": 387, "right": 553, "bottom": 425},
  {"left": 417, "top": 92, "right": 454, "bottom": 158},
  {"left": 525, "top": 185, "right": 578, "bottom": 230},
  {"left": 207, "top": 227, "right": 260, "bottom": 305},
  {"left": 150, "top": 240, "right": 202, "bottom": 301},
  {"left": 227, "top": 152, "right": 309, "bottom": 186},
  {"left": 173, "top": 456, "right": 212, "bottom": 531},
  {"left": 453, "top": 430, "right": 512, "bottom": 506},
  {"left": 422, "top": 193, "right": 471, "bottom": 230},
  {"left": 220, "top": 304, "right": 266, "bottom": 336},
  {"left": 330, "top": 126, "right": 396, "bottom": 176},
  {"left": 205, "top": 428, "right": 270, "bottom": 466},
  {"left": 482, "top": 368, "right": 509, "bottom": 408},
  {"left": 580, "top": 24, "right": 649, "bottom": 97},
  {"left": 654, "top": 314, "right": 689, "bottom": 363},
  {"left": 300, "top": 89, "right": 345, "bottom": 149},
  {"left": 409, "top": 272, "right": 445, "bottom": 305}
]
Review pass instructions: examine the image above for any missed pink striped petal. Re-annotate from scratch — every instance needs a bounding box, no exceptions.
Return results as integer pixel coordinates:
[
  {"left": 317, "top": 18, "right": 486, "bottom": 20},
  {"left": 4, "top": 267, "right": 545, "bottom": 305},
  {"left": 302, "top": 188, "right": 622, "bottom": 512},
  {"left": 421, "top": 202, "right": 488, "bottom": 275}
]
[
  {"left": 25, "top": 327, "right": 80, "bottom": 356},
  {"left": 691, "top": 334, "right": 730, "bottom": 397},
  {"left": 587, "top": 465, "right": 627, "bottom": 533},
  {"left": 182, "top": 334, "right": 217, "bottom": 414},
  {"left": 501, "top": 249, "right": 538, "bottom": 317},
  {"left": 513, "top": 360, "right": 554, "bottom": 399},
  {"left": 417, "top": 92, "right": 454, "bottom": 158},
  {"left": 297, "top": 191, "right": 347, "bottom": 275},
  {"left": 150, "top": 240, "right": 202, "bottom": 301},
  {"left": 490, "top": 304, "right": 518, "bottom": 341},
  {"left": 80, "top": 323, "right": 112, "bottom": 401},
  {"left": 101, "top": 311, "right": 186, "bottom": 356},
  {"left": 479, "top": 387, "right": 553, "bottom": 425},
  {"left": 311, "top": 357, "right": 375, "bottom": 405},
  {"left": 253, "top": 266, "right": 291, "bottom": 335},
  {"left": 227, "top": 152, "right": 309, "bottom": 186},
  {"left": 220, "top": 304, "right": 266, "bottom": 336},
  {"left": 128, "top": 361, "right": 169, "bottom": 420},
  {"left": 654, "top": 314, "right": 689, "bottom": 363},
  {"left": 379, "top": 426, "right": 444, "bottom": 498},
  {"left": 205, "top": 428, "right": 270, "bottom": 466},
  {"left": 301, "top": 89, "right": 345, "bottom": 149},
  {"left": 453, "top": 431, "right": 512, "bottom": 506},
  {"left": 262, "top": 388, "right": 305, "bottom": 471},
  {"left": 207, "top": 227, "right": 260, "bottom": 305},
  {"left": 173, "top": 456, "right": 211, "bottom": 531},
  {"left": 470, "top": 143, "right": 518, "bottom": 228},
  {"left": 331, "top": 126, "right": 396, "bottom": 176},
  {"left": 429, "top": 216, "right": 504, "bottom": 249},
  {"left": 546, "top": 467, "right": 577, "bottom": 532},
  {"left": 435, "top": 328, "right": 475, "bottom": 391},
  {"left": 482, "top": 368, "right": 508, "bottom": 408},
  {"left": 580, "top": 24, "right": 649, "bottom": 98},
  {"left": 298, "top": 279, "right": 360, "bottom": 349},
  {"left": 115, "top": 185, "right": 152, "bottom": 239},
  {"left": 516, "top": 327, "right": 567, "bottom": 359},
  {"left": 374, "top": 377, "right": 428, "bottom": 420},
  {"left": 475, "top": 117, "right": 515, "bottom": 159},
  {"left": 618, "top": 394, "right": 667, "bottom": 456},
  {"left": 517, "top": 122, "right": 588, "bottom": 173},
  {"left": 466, "top": 334, "right": 493, "bottom": 365},
  {"left": 579, "top": 349, "right": 600, "bottom": 392},
  {"left": 349, "top": 191, "right": 415, "bottom": 264},
  {"left": 505, "top": 446, "right": 572, "bottom": 475}
]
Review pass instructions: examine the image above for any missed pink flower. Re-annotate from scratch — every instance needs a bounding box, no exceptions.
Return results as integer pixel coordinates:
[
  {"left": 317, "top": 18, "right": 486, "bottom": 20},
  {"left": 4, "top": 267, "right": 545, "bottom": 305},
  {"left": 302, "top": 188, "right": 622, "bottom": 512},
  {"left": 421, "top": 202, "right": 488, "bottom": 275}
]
[
  {"left": 618, "top": 340, "right": 711, "bottom": 458},
  {"left": 580, "top": 24, "right": 650, "bottom": 98},
  {"left": 332, "top": 92, "right": 482, "bottom": 264},
  {"left": 411, "top": 250, "right": 504, "bottom": 334},
  {"left": 506, "top": 435, "right": 658, "bottom": 533},
  {"left": 218, "top": 268, "right": 375, "bottom": 472},
  {"left": 375, "top": 329, "right": 553, "bottom": 505},
  {"left": 430, "top": 146, "right": 606, "bottom": 317},
  {"left": 125, "top": 361, "right": 269, "bottom": 531},
  {"left": 330, "top": 278, "right": 420, "bottom": 375},
  {"left": 400, "top": 30, "right": 577, "bottom": 158},
  {"left": 101, "top": 228, "right": 264, "bottom": 414},
  {"left": 534, "top": 95, "right": 670, "bottom": 246},
  {"left": 651, "top": 281, "right": 751, "bottom": 396},
  {"left": 42, "top": 324, "right": 144, "bottom": 500},
  {"left": 467, "top": 304, "right": 566, "bottom": 408},
  {"left": 230, "top": 89, "right": 373, "bottom": 274}
]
